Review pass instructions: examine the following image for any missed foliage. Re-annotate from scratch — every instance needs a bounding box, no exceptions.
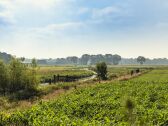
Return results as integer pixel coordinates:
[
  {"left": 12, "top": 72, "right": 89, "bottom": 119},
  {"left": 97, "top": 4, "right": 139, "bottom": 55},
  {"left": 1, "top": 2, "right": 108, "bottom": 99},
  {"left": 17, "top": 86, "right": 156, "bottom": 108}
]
[
  {"left": 96, "top": 62, "right": 107, "bottom": 80},
  {"left": 0, "top": 58, "right": 38, "bottom": 95},
  {"left": 137, "top": 56, "right": 146, "bottom": 65},
  {"left": 0, "top": 52, "right": 12, "bottom": 63},
  {"left": 31, "top": 58, "right": 37, "bottom": 68},
  {"left": 0, "top": 61, "right": 9, "bottom": 94},
  {"left": 112, "top": 54, "right": 121, "bottom": 65},
  {"left": 1, "top": 69, "right": 168, "bottom": 125},
  {"left": 9, "top": 58, "right": 27, "bottom": 92},
  {"left": 37, "top": 66, "right": 94, "bottom": 83}
]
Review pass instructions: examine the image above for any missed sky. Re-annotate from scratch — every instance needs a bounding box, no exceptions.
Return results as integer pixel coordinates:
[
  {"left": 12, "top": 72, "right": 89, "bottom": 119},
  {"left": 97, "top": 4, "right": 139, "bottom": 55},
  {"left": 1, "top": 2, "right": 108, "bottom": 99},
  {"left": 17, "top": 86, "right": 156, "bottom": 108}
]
[{"left": 0, "top": 0, "right": 168, "bottom": 59}]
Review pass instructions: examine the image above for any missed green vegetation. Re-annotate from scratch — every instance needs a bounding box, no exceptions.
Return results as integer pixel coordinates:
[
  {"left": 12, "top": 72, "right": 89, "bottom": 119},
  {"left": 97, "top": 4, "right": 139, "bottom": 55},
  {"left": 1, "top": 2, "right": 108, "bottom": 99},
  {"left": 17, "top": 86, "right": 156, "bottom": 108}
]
[
  {"left": 0, "top": 61, "right": 8, "bottom": 94},
  {"left": 0, "top": 64, "right": 150, "bottom": 113},
  {"left": 37, "top": 66, "right": 94, "bottom": 83},
  {"left": 107, "top": 66, "right": 148, "bottom": 80},
  {"left": 0, "top": 65, "right": 95, "bottom": 112},
  {"left": 0, "top": 52, "right": 12, "bottom": 63},
  {"left": 112, "top": 54, "right": 121, "bottom": 65},
  {"left": 0, "top": 58, "right": 38, "bottom": 98},
  {"left": 96, "top": 62, "right": 107, "bottom": 80},
  {"left": 137, "top": 56, "right": 146, "bottom": 65},
  {"left": 1, "top": 68, "right": 168, "bottom": 125}
]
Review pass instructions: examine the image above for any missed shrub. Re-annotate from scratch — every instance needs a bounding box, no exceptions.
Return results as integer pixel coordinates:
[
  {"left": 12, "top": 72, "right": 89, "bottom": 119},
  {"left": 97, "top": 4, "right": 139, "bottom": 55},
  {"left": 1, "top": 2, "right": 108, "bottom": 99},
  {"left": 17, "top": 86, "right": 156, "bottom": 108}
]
[
  {"left": 96, "top": 62, "right": 107, "bottom": 80},
  {"left": 9, "top": 58, "right": 27, "bottom": 92},
  {"left": 0, "top": 58, "right": 39, "bottom": 95}
]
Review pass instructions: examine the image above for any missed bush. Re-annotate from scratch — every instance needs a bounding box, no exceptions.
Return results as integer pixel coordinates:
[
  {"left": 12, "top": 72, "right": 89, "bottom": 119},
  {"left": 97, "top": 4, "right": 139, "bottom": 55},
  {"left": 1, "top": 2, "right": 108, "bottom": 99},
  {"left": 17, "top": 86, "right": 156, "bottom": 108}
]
[
  {"left": 0, "top": 58, "right": 39, "bottom": 95},
  {"left": 96, "top": 62, "right": 107, "bottom": 80},
  {"left": 9, "top": 58, "right": 28, "bottom": 92}
]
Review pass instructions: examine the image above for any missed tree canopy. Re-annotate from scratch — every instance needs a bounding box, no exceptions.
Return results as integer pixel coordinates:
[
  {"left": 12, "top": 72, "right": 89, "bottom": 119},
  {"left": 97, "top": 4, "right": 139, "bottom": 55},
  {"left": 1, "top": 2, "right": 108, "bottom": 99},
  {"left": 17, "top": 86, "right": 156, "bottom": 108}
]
[
  {"left": 0, "top": 58, "right": 38, "bottom": 94},
  {"left": 96, "top": 62, "right": 108, "bottom": 80},
  {"left": 137, "top": 56, "right": 146, "bottom": 65}
]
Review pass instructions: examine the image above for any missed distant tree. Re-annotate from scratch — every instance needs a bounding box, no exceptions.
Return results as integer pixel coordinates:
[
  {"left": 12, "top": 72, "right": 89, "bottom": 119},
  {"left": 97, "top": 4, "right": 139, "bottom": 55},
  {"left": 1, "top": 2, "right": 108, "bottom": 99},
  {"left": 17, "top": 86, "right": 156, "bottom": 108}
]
[
  {"left": 96, "top": 54, "right": 105, "bottom": 63},
  {"left": 20, "top": 57, "right": 25, "bottom": 62},
  {"left": 112, "top": 54, "right": 121, "bottom": 65},
  {"left": 137, "top": 56, "right": 146, "bottom": 65},
  {"left": 66, "top": 56, "right": 78, "bottom": 65},
  {"left": 96, "top": 62, "right": 107, "bottom": 80},
  {"left": 37, "top": 59, "right": 47, "bottom": 65},
  {"left": 80, "top": 54, "right": 90, "bottom": 65},
  {"left": 32, "top": 58, "right": 37, "bottom": 68},
  {"left": 56, "top": 58, "right": 68, "bottom": 65},
  {"left": 87, "top": 54, "right": 105, "bottom": 65},
  {"left": 89, "top": 55, "right": 97, "bottom": 65},
  {"left": 71, "top": 56, "right": 78, "bottom": 64},
  {"left": 66, "top": 57, "right": 71, "bottom": 64},
  {"left": 105, "top": 54, "right": 113, "bottom": 64},
  {"left": 0, "top": 52, "right": 12, "bottom": 63}
]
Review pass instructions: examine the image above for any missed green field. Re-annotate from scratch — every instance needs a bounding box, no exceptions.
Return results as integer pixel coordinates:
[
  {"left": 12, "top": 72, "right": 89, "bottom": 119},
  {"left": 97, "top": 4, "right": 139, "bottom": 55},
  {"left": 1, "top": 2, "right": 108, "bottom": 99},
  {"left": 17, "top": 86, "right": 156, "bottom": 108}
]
[
  {"left": 37, "top": 66, "right": 94, "bottom": 82},
  {"left": 37, "top": 66, "right": 149, "bottom": 82},
  {"left": 1, "top": 68, "right": 168, "bottom": 125},
  {"left": 108, "top": 66, "right": 145, "bottom": 78},
  {"left": 0, "top": 66, "right": 141, "bottom": 113}
]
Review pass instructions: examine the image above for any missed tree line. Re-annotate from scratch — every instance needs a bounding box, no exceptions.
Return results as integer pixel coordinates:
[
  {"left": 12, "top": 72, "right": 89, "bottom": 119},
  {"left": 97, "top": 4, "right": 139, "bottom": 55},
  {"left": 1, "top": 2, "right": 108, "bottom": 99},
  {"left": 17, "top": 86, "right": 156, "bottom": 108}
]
[
  {"left": 2, "top": 51, "right": 168, "bottom": 65},
  {"left": 35, "top": 55, "right": 167, "bottom": 66},
  {"left": 49, "top": 54, "right": 122, "bottom": 65}
]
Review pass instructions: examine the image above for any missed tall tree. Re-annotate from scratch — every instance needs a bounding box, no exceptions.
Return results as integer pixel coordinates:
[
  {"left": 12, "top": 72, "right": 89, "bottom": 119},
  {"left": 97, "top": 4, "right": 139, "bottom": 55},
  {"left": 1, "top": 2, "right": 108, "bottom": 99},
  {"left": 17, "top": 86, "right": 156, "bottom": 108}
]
[
  {"left": 137, "top": 56, "right": 146, "bottom": 65},
  {"left": 96, "top": 62, "right": 108, "bottom": 80},
  {"left": 19, "top": 57, "right": 25, "bottom": 62},
  {"left": 71, "top": 56, "right": 78, "bottom": 64},
  {"left": 105, "top": 54, "right": 113, "bottom": 64},
  {"left": 0, "top": 52, "right": 12, "bottom": 63},
  {"left": 66, "top": 56, "right": 78, "bottom": 64},
  {"left": 56, "top": 58, "right": 68, "bottom": 65},
  {"left": 112, "top": 54, "right": 121, "bottom": 65},
  {"left": 80, "top": 54, "right": 90, "bottom": 65},
  {"left": 32, "top": 58, "right": 37, "bottom": 68}
]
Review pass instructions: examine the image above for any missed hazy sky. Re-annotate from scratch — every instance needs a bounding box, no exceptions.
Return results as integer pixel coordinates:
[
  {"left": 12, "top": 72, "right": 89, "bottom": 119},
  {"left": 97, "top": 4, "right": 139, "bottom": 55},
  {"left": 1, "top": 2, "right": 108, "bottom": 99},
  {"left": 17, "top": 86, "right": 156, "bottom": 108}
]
[{"left": 0, "top": 0, "right": 168, "bottom": 58}]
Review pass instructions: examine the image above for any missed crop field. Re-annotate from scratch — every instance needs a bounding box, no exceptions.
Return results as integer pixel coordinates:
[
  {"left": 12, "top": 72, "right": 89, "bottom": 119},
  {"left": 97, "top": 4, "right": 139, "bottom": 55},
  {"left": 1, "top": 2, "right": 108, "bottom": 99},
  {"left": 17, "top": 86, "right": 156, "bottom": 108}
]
[
  {"left": 1, "top": 68, "right": 168, "bottom": 125},
  {"left": 107, "top": 66, "right": 149, "bottom": 79}
]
